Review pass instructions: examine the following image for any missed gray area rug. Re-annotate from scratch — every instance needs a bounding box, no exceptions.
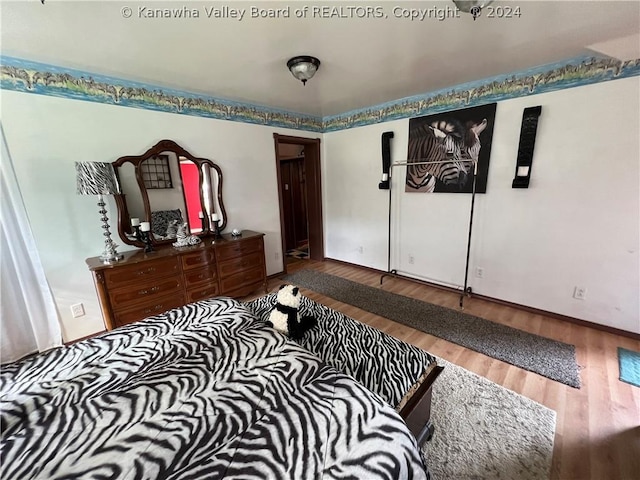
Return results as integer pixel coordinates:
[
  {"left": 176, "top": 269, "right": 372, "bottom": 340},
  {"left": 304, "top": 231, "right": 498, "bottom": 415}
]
[
  {"left": 283, "top": 269, "right": 581, "bottom": 388},
  {"left": 425, "top": 358, "right": 556, "bottom": 480}
]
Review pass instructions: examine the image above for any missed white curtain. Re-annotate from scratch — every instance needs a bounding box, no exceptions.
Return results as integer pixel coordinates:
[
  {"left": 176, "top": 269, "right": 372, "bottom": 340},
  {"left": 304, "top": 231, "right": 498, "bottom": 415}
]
[{"left": 1, "top": 123, "right": 63, "bottom": 364}]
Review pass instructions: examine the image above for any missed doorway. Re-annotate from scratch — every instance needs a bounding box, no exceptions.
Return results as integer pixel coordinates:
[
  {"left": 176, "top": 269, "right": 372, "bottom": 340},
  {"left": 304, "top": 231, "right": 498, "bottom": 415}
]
[
  {"left": 273, "top": 134, "right": 323, "bottom": 273},
  {"left": 281, "top": 153, "right": 308, "bottom": 258}
]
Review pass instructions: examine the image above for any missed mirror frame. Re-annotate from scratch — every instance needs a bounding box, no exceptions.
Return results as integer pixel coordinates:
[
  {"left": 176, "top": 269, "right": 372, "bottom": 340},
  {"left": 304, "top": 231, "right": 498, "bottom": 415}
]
[{"left": 113, "top": 139, "right": 227, "bottom": 247}]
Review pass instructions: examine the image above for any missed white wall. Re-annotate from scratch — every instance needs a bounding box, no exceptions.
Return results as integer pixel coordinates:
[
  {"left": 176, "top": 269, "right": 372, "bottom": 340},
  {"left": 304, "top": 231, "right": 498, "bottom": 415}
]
[
  {"left": 1, "top": 91, "right": 319, "bottom": 341},
  {"left": 3, "top": 77, "right": 639, "bottom": 340},
  {"left": 324, "top": 77, "right": 640, "bottom": 334}
]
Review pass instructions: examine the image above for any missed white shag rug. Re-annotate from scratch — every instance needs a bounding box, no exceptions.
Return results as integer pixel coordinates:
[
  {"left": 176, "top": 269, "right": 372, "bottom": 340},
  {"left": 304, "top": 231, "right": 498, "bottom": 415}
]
[{"left": 423, "top": 359, "right": 556, "bottom": 480}]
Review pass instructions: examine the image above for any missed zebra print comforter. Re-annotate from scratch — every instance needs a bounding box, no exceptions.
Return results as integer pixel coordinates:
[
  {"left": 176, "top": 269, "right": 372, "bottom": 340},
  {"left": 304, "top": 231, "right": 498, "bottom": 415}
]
[
  {"left": 0, "top": 298, "right": 428, "bottom": 480},
  {"left": 246, "top": 293, "right": 437, "bottom": 412}
]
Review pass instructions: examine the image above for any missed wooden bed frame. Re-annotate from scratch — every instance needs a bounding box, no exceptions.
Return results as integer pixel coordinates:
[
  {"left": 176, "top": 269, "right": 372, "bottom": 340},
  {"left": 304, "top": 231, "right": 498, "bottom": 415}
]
[{"left": 399, "top": 364, "right": 445, "bottom": 445}]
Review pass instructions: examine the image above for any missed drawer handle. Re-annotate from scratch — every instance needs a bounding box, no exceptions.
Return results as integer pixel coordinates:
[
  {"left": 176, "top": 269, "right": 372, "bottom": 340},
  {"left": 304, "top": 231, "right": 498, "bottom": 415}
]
[
  {"left": 197, "top": 273, "right": 206, "bottom": 280},
  {"left": 137, "top": 267, "right": 156, "bottom": 276},
  {"left": 143, "top": 304, "right": 164, "bottom": 314},
  {"left": 138, "top": 286, "right": 160, "bottom": 295}
]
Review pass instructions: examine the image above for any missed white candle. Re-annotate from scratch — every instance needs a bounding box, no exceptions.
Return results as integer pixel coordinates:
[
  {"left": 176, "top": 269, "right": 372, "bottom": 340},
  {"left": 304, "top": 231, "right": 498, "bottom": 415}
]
[
  {"left": 140, "top": 221, "right": 151, "bottom": 232},
  {"left": 198, "top": 211, "right": 204, "bottom": 219},
  {"left": 131, "top": 217, "right": 140, "bottom": 227},
  {"left": 211, "top": 213, "right": 220, "bottom": 222},
  {"left": 382, "top": 173, "right": 389, "bottom": 181}
]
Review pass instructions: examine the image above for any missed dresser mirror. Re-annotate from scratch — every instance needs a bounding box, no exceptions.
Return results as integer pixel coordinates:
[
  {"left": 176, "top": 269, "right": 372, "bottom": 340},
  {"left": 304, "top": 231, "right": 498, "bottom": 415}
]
[{"left": 113, "top": 139, "right": 227, "bottom": 247}]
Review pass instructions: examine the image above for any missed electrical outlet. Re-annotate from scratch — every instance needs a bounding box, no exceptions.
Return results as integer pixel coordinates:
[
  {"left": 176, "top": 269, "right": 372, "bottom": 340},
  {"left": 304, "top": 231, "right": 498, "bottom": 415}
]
[
  {"left": 408, "top": 254, "right": 415, "bottom": 265},
  {"left": 71, "top": 303, "right": 85, "bottom": 318},
  {"left": 358, "top": 246, "right": 363, "bottom": 254},
  {"left": 573, "top": 286, "right": 587, "bottom": 300},
  {"left": 475, "top": 267, "right": 484, "bottom": 278}
]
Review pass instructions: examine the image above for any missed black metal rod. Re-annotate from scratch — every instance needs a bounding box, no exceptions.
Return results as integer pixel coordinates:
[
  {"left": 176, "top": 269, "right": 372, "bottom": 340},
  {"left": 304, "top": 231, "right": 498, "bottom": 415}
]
[
  {"left": 392, "top": 159, "right": 475, "bottom": 166},
  {"left": 380, "top": 132, "right": 394, "bottom": 284},
  {"left": 381, "top": 159, "right": 394, "bottom": 285},
  {"left": 387, "top": 175, "right": 392, "bottom": 272},
  {"left": 461, "top": 162, "right": 478, "bottom": 308}
]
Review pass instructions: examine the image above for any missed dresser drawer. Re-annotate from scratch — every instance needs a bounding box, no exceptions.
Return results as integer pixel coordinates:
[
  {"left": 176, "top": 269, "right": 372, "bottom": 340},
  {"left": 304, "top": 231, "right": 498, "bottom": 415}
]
[
  {"left": 184, "top": 265, "right": 217, "bottom": 288},
  {"left": 108, "top": 276, "right": 183, "bottom": 310},
  {"left": 104, "top": 257, "right": 180, "bottom": 288},
  {"left": 186, "top": 282, "right": 219, "bottom": 303},
  {"left": 113, "top": 293, "right": 186, "bottom": 328},
  {"left": 216, "top": 238, "right": 263, "bottom": 262},
  {"left": 181, "top": 248, "right": 216, "bottom": 271},
  {"left": 219, "top": 266, "right": 264, "bottom": 295},
  {"left": 218, "top": 251, "right": 263, "bottom": 279}
]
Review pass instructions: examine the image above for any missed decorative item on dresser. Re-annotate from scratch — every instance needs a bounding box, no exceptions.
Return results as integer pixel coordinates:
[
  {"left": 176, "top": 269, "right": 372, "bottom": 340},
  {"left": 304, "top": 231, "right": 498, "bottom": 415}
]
[
  {"left": 138, "top": 221, "right": 154, "bottom": 253},
  {"left": 211, "top": 213, "right": 221, "bottom": 240},
  {"left": 75, "top": 161, "right": 124, "bottom": 263},
  {"left": 86, "top": 230, "right": 267, "bottom": 330}
]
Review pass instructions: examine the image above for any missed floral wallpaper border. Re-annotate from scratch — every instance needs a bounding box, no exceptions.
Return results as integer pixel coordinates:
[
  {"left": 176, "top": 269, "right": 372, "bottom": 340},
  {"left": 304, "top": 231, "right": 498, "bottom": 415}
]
[{"left": 2, "top": 55, "right": 639, "bottom": 133}]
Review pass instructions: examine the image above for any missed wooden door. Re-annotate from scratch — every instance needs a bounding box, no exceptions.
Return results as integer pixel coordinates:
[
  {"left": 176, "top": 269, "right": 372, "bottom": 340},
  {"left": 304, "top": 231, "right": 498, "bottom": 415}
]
[
  {"left": 280, "top": 160, "right": 295, "bottom": 251},
  {"left": 280, "top": 157, "right": 308, "bottom": 251},
  {"left": 302, "top": 142, "right": 323, "bottom": 261}
]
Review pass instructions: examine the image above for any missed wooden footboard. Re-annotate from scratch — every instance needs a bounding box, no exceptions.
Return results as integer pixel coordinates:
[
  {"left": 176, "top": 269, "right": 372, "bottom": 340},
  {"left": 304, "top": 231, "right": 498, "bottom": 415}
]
[{"left": 399, "top": 364, "right": 444, "bottom": 445}]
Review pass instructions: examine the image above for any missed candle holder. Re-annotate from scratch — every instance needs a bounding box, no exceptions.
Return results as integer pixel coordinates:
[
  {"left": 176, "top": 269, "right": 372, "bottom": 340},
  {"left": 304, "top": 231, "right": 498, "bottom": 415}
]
[
  {"left": 212, "top": 220, "right": 221, "bottom": 240},
  {"left": 132, "top": 224, "right": 141, "bottom": 240},
  {"left": 140, "top": 230, "right": 154, "bottom": 253},
  {"left": 138, "top": 221, "right": 154, "bottom": 253},
  {"left": 210, "top": 213, "right": 221, "bottom": 240}
]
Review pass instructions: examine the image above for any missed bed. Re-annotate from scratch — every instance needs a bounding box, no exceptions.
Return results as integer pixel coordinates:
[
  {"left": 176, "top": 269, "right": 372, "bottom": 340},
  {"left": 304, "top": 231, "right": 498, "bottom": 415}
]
[
  {"left": 246, "top": 292, "right": 444, "bottom": 445},
  {"left": 1, "top": 297, "right": 429, "bottom": 479}
]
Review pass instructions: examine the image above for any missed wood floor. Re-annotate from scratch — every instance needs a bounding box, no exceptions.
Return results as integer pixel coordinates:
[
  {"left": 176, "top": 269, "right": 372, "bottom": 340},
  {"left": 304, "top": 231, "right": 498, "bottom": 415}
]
[{"left": 244, "top": 259, "right": 640, "bottom": 480}]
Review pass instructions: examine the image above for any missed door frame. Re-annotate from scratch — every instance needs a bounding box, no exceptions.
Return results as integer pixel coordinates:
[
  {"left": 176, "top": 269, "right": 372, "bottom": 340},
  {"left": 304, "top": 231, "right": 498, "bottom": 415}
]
[{"left": 273, "top": 134, "right": 324, "bottom": 272}]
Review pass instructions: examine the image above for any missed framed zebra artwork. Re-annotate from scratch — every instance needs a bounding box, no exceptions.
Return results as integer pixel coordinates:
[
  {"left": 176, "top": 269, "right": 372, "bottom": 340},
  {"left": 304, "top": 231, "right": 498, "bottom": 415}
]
[{"left": 405, "top": 103, "right": 497, "bottom": 193}]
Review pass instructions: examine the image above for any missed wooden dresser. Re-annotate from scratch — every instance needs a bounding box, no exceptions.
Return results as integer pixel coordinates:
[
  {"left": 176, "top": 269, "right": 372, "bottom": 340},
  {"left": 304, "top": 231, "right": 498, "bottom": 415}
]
[{"left": 86, "top": 230, "right": 267, "bottom": 330}]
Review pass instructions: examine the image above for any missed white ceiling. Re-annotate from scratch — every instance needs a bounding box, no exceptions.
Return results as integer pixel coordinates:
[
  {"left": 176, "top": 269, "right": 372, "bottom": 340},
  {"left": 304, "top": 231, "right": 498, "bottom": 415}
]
[{"left": 2, "top": 0, "right": 639, "bottom": 116}]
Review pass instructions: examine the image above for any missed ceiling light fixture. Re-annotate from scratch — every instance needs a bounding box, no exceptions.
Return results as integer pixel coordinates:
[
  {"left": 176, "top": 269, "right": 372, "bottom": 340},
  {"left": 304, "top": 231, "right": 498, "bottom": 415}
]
[
  {"left": 287, "top": 56, "right": 321, "bottom": 86},
  {"left": 452, "top": 0, "right": 493, "bottom": 20}
]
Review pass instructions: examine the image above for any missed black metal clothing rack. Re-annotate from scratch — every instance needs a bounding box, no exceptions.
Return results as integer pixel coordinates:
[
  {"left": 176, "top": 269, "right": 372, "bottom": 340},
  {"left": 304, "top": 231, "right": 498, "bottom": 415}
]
[{"left": 379, "top": 159, "right": 479, "bottom": 309}]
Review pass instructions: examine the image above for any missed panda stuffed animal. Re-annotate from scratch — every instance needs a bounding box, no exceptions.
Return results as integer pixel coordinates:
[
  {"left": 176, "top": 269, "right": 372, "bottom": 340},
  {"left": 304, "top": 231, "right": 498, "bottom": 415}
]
[{"left": 266, "top": 284, "right": 317, "bottom": 339}]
